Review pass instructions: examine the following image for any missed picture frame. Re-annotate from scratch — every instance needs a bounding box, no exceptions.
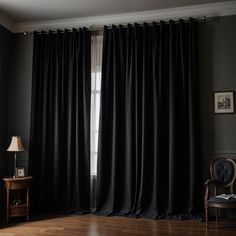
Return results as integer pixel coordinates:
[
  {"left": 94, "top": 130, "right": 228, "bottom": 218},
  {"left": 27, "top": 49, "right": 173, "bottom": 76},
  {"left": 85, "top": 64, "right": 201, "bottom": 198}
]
[
  {"left": 16, "top": 167, "right": 25, "bottom": 177},
  {"left": 214, "top": 91, "right": 235, "bottom": 114}
]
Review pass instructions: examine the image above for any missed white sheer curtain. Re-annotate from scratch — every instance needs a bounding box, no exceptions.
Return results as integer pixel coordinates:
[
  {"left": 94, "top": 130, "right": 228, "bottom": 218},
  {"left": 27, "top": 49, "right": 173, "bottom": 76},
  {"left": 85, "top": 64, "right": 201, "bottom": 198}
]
[{"left": 91, "top": 35, "right": 103, "bottom": 176}]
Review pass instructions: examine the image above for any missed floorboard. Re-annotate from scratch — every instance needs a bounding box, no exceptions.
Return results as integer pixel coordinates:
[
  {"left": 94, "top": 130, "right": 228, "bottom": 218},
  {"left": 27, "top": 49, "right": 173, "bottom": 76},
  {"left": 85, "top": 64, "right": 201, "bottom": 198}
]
[{"left": 0, "top": 214, "right": 235, "bottom": 236}]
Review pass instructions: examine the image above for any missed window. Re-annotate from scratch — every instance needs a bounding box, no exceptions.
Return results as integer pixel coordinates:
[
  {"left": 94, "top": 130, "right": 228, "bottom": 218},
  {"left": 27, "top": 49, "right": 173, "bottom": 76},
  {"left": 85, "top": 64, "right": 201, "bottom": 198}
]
[{"left": 90, "top": 35, "right": 102, "bottom": 176}]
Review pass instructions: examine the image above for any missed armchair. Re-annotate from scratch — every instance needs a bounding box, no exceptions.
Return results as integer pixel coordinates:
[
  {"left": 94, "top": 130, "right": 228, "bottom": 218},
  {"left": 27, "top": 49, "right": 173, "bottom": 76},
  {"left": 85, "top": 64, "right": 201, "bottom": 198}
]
[{"left": 204, "top": 158, "right": 236, "bottom": 228}]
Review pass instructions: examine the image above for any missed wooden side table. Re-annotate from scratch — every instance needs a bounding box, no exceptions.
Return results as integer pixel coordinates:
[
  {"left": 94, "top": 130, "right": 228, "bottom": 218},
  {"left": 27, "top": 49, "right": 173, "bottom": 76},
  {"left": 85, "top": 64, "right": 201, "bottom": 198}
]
[{"left": 2, "top": 176, "right": 33, "bottom": 222}]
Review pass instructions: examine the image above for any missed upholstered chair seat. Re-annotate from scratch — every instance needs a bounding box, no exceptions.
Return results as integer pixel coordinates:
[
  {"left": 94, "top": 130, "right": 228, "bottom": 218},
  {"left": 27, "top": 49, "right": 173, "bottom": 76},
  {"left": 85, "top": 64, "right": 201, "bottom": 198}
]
[{"left": 208, "top": 196, "right": 236, "bottom": 204}]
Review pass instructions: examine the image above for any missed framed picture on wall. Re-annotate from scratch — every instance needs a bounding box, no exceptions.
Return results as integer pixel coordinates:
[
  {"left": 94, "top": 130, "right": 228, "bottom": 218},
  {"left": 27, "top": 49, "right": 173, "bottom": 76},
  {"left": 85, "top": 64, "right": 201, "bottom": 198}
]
[
  {"left": 214, "top": 91, "right": 235, "bottom": 114},
  {"left": 16, "top": 167, "right": 25, "bottom": 177}
]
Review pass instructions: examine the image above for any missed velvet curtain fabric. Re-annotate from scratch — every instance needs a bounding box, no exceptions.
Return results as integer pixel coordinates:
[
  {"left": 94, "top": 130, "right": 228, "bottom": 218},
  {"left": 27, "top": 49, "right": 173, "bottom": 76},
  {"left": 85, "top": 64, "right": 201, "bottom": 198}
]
[
  {"left": 96, "top": 20, "right": 199, "bottom": 219},
  {"left": 29, "top": 29, "right": 91, "bottom": 214}
]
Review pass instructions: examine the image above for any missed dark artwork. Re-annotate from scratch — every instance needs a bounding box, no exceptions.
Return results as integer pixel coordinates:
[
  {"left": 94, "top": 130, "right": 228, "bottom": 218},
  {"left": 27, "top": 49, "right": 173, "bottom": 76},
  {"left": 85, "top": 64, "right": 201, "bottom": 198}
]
[{"left": 217, "top": 95, "right": 230, "bottom": 109}]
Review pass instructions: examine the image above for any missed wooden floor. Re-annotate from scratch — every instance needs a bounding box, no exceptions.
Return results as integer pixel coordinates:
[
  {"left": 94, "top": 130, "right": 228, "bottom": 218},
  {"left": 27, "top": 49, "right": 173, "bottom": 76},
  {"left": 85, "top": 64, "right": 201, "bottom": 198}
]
[{"left": 0, "top": 214, "right": 236, "bottom": 236}]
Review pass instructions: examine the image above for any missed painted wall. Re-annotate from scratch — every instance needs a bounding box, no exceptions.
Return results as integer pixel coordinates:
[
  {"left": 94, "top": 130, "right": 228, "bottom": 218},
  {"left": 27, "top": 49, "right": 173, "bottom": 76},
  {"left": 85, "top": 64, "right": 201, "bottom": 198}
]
[
  {"left": 0, "top": 25, "right": 12, "bottom": 214},
  {"left": 198, "top": 15, "right": 236, "bottom": 182},
  {"left": 7, "top": 33, "right": 33, "bottom": 176},
  {"left": 198, "top": 15, "right": 236, "bottom": 217},
  {"left": 0, "top": 25, "right": 12, "bottom": 176}
]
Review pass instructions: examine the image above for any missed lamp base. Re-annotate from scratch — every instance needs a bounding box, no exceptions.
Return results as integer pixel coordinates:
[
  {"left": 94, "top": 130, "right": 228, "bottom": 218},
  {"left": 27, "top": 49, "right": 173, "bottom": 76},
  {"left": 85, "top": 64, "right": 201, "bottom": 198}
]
[{"left": 14, "top": 153, "right": 17, "bottom": 178}]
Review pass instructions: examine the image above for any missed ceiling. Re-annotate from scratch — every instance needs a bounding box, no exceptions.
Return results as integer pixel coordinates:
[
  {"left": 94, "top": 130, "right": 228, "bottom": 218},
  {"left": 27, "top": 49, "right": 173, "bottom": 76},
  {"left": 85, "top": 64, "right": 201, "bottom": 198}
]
[{"left": 0, "top": 0, "right": 231, "bottom": 22}]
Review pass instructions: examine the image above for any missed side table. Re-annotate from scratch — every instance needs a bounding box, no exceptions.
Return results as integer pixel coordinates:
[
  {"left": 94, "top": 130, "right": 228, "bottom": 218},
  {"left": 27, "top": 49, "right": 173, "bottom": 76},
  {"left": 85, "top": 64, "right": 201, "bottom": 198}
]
[{"left": 2, "top": 176, "right": 33, "bottom": 222}]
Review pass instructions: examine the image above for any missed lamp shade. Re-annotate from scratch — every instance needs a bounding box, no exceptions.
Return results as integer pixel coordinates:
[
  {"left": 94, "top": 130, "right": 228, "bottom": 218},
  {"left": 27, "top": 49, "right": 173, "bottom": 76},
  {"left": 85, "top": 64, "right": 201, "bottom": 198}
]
[{"left": 7, "top": 136, "right": 25, "bottom": 152}]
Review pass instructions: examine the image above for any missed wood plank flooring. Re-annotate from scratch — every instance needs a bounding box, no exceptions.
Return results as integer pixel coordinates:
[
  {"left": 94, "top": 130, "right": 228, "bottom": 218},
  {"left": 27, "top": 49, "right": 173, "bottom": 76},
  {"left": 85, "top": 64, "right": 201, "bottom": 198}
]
[{"left": 0, "top": 214, "right": 236, "bottom": 236}]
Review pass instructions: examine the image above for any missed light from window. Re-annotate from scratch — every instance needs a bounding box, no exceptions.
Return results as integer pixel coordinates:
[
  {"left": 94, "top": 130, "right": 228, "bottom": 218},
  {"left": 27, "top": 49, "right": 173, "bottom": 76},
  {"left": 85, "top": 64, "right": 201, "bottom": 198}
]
[{"left": 90, "top": 35, "right": 102, "bottom": 176}]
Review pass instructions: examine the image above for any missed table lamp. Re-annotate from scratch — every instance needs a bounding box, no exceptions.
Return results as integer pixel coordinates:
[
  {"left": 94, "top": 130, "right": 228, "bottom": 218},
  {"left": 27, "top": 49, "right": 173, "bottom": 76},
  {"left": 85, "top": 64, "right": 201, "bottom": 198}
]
[{"left": 7, "top": 136, "right": 25, "bottom": 178}]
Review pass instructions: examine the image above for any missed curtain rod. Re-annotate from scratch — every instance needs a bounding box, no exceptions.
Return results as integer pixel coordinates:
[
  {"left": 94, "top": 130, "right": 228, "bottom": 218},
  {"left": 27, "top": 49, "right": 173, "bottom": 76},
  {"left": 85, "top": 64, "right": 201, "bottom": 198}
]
[
  {"left": 90, "top": 16, "right": 219, "bottom": 31},
  {"left": 23, "top": 16, "right": 219, "bottom": 35}
]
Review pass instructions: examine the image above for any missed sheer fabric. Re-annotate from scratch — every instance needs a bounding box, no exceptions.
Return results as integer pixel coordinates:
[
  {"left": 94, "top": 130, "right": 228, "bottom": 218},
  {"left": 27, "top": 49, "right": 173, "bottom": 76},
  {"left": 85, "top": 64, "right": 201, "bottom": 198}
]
[{"left": 91, "top": 35, "right": 103, "bottom": 176}]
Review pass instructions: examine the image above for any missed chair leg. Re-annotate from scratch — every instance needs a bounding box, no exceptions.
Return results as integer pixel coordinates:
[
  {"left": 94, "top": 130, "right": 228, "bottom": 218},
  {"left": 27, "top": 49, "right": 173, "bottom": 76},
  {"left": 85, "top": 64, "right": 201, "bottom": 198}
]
[
  {"left": 215, "top": 208, "right": 218, "bottom": 221},
  {"left": 205, "top": 207, "right": 208, "bottom": 229}
]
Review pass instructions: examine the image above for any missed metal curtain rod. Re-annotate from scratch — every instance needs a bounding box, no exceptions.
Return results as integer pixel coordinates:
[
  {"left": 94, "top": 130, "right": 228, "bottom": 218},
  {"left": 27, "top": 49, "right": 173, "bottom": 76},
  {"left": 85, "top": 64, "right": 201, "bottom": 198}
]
[
  {"left": 90, "top": 16, "right": 219, "bottom": 31},
  {"left": 23, "top": 16, "right": 218, "bottom": 35}
]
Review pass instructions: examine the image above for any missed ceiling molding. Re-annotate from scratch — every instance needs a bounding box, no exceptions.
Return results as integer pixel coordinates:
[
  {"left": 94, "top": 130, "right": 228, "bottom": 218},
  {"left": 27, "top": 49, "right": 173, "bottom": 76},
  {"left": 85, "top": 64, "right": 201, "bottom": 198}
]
[
  {"left": 0, "top": 11, "right": 15, "bottom": 32},
  {"left": 9, "top": 1, "right": 236, "bottom": 33}
]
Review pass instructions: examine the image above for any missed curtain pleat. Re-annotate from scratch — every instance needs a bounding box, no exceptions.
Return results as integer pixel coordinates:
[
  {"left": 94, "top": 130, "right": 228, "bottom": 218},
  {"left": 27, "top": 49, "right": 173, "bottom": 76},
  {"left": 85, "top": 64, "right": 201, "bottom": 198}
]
[
  {"left": 29, "top": 29, "right": 91, "bottom": 214},
  {"left": 96, "top": 20, "right": 200, "bottom": 219}
]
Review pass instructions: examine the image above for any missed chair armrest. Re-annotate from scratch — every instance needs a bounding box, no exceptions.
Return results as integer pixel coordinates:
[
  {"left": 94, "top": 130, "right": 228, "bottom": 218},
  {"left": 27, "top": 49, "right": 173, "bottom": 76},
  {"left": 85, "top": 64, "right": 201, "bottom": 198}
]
[
  {"left": 204, "top": 179, "right": 217, "bottom": 206},
  {"left": 204, "top": 179, "right": 217, "bottom": 186}
]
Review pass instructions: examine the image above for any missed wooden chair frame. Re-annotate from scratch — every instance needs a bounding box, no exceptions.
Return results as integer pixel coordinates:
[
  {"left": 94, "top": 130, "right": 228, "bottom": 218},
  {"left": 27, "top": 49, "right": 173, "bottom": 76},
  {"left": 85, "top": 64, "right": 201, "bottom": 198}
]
[{"left": 204, "top": 158, "right": 236, "bottom": 228}]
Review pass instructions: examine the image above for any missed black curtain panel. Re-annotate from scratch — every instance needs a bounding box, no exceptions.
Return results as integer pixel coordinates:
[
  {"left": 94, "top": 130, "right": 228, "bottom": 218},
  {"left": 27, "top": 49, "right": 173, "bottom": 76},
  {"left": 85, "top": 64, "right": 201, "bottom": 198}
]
[
  {"left": 96, "top": 20, "right": 200, "bottom": 219},
  {"left": 29, "top": 29, "right": 91, "bottom": 214}
]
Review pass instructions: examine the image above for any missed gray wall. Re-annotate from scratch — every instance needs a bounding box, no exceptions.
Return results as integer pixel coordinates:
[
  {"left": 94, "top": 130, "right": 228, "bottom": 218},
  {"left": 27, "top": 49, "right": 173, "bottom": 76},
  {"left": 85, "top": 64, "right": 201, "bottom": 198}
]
[
  {"left": 0, "top": 25, "right": 12, "bottom": 213},
  {"left": 0, "top": 25, "right": 12, "bottom": 177},
  {"left": 7, "top": 33, "right": 33, "bottom": 176},
  {"left": 198, "top": 15, "right": 236, "bottom": 182}
]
